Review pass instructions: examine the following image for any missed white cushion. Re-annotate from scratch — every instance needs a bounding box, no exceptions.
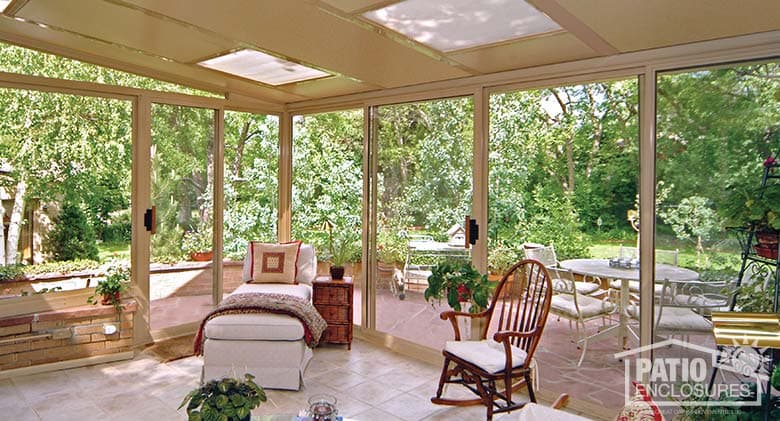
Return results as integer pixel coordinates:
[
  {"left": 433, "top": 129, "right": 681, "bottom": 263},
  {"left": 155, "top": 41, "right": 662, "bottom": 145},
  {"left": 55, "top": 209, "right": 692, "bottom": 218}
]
[
  {"left": 444, "top": 340, "right": 527, "bottom": 374},
  {"left": 295, "top": 244, "right": 317, "bottom": 284},
  {"left": 656, "top": 307, "right": 713, "bottom": 332},
  {"left": 232, "top": 282, "right": 312, "bottom": 300},
  {"left": 609, "top": 280, "right": 664, "bottom": 295},
  {"left": 552, "top": 279, "right": 601, "bottom": 295},
  {"left": 205, "top": 313, "right": 304, "bottom": 341},
  {"left": 204, "top": 284, "right": 313, "bottom": 341},
  {"left": 551, "top": 294, "right": 615, "bottom": 319}
]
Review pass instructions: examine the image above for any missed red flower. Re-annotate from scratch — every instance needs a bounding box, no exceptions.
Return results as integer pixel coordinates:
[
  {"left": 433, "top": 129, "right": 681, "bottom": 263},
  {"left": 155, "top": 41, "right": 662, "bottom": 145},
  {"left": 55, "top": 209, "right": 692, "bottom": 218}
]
[
  {"left": 764, "top": 156, "right": 776, "bottom": 167},
  {"left": 456, "top": 284, "right": 471, "bottom": 302}
]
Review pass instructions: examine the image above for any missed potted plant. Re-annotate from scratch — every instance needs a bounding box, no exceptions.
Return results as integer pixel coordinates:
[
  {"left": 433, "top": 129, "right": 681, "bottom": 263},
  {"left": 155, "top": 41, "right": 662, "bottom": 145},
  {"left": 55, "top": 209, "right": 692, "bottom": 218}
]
[
  {"left": 328, "top": 231, "right": 360, "bottom": 280},
  {"left": 87, "top": 263, "right": 129, "bottom": 309},
  {"left": 182, "top": 228, "right": 213, "bottom": 262},
  {"left": 423, "top": 260, "right": 493, "bottom": 313},
  {"left": 179, "top": 373, "right": 266, "bottom": 421},
  {"left": 720, "top": 182, "right": 780, "bottom": 259}
]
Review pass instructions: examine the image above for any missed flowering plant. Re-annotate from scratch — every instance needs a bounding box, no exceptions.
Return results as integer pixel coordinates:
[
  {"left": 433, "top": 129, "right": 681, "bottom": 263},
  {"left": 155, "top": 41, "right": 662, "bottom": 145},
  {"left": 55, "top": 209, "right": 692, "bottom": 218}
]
[{"left": 424, "top": 260, "right": 493, "bottom": 313}]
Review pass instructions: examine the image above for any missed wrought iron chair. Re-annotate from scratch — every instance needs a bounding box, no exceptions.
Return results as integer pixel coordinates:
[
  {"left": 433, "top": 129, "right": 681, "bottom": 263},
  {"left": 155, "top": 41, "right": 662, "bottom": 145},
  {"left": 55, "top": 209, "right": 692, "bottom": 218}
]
[
  {"left": 523, "top": 244, "right": 601, "bottom": 295},
  {"left": 547, "top": 267, "right": 616, "bottom": 366},
  {"left": 431, "top": 259, "right": 553, "bottom": 420}
]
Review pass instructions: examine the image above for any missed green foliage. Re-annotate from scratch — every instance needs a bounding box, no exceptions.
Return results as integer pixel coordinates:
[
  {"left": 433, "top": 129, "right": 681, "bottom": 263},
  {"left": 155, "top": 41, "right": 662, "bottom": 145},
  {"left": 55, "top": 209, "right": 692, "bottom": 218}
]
[
  {"left": 181, "top": 228, "right": 213, "bottom": 255},
  {"left": 329, "top": 230, "right": 361, "bottom": 267},
  {"left": 0, "top": 264, "right": 26, "bottom": 282},
  {"left": 735, "top": 279, "right": 776, "bottom": 313},
  {"left": 720, "top": 184, "right": 780, "bottom": 231},
  {"left": 22, "top": 259, "right": 100, "bottom": 275},
  {"left": 179, "top": 374, "right": 266, "bottom": 421},
  {"left": 424, "top": 260, "right": 493, "bottom": 313},
  {"left": 47, "top": 201, "right": 99, "bottom": 262},
  {"left": 488, "top": 240, "right": 521, "bottom": 275},
  {"left": 102, "top": 209, "right": 131, "bottom": 243},
  {"left": 521, "top": 188, "right": 591, "bottom": 260},
  {"left": 377, "top": 230, "right": 407, "bottom": 265}
]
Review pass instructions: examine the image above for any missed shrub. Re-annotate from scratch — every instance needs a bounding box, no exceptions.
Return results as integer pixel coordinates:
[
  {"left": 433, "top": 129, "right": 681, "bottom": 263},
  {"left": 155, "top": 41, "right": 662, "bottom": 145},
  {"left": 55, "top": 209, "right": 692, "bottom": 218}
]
[
  {"left": 521, "top": 188, "right": 591, "bottom": 260},
  {"left": 0, "top": 264, "right": 26, "bottom": 282},
  {"left": 47, "top": 201, "right": 99, "bottom": 261}
]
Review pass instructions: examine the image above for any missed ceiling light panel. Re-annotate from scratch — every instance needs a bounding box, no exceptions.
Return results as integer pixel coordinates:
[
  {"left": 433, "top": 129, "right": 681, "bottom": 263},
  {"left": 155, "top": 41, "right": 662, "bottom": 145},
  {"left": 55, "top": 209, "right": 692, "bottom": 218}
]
[
  {"left": 364, "top": 0, "right": 561, "bottom": 52},
  {"left": 198, "top": 49, "right": 329, "bottom": 86}
]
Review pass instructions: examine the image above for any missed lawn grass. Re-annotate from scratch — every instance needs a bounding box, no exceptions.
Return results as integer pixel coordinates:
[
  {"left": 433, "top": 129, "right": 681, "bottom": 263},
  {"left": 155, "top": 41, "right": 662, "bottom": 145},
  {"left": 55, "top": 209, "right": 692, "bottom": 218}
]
[{"left": 98, "top": 241, "right": 131, "bottom": 262}]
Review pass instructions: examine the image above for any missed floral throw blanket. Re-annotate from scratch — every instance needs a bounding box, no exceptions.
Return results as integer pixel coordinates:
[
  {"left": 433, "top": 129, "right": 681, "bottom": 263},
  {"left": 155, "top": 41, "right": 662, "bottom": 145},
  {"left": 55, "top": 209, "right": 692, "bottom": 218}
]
[{"left": 194, "top": 292, "right": 327, "bottom": 355}]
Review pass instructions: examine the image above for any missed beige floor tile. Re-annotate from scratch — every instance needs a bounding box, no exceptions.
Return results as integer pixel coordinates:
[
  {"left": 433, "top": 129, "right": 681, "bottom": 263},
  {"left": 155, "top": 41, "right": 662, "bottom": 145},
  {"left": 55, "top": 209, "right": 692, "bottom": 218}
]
[
  {"left": 344, "top": 379, "right": 404, "bottom": 405},
  {"left": 352, "top": 406, "right": 407, "bottom": 421},
  {"left": 377, "top": 391, "right": 444, "bottom": 421},
  {"left": 0, "top": 403, "right": 40, "bottom": 421}
]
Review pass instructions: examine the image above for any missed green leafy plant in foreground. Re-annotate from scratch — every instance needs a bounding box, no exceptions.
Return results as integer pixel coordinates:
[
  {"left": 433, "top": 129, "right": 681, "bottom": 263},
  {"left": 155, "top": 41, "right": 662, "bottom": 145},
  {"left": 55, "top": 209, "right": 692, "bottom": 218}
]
[
  {"left": 87, "top": 263, "right": 129, "bottom": 310},
  {"left": 179, "top": 373, "right": 266, "bottom": 421},
  {"left": 424, "top": 260, "right": 493, "bottom": 313}
]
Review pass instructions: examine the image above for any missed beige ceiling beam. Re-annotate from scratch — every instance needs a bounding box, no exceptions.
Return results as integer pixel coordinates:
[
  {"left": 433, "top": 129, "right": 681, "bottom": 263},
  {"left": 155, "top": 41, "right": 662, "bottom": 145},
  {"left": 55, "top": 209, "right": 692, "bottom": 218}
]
[
  {"left": 287, "top": 30, "right": 780, "bottom": 111},
  {"left": 528, "top": 0, "right": 619, "bottom": 56}
]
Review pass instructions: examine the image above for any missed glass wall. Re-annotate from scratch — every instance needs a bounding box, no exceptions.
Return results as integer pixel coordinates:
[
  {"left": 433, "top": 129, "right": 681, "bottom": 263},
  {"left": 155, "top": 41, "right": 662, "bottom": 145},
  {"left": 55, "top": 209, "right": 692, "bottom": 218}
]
[
  {"left": 489, "top": 79, "right": 638, "bottom": 412},
  {"left": 223, "top": 111, "right": 279, "bottom": 293},
  {"left": 149, "top": 103, "right": 215, "bottom": 331},
  {"left": 0, "top": 88, "right": 132, "bottom": 300},
  {"left": 653, "top": 61, "right": 780, "bottom": 418},
  {"left": 292, "top": 110, "right": 363, "bottom": 321},
  {"left": 374, "top": 97, "right": 474, "bottom": 349}
]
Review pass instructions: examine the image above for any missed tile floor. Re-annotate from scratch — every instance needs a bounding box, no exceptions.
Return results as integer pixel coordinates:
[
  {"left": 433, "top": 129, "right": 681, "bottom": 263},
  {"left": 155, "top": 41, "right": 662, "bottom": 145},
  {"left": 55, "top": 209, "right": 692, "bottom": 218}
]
[{"left": 0, "top": 338, "right": 593, "bottom": 421}]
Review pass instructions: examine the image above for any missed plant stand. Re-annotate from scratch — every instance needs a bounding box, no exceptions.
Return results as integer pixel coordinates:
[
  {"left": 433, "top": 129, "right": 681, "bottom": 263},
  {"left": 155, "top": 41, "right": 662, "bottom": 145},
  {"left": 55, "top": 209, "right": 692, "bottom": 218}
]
[{"left": 709, "top": 156, "right": 780, "bottom": 421}]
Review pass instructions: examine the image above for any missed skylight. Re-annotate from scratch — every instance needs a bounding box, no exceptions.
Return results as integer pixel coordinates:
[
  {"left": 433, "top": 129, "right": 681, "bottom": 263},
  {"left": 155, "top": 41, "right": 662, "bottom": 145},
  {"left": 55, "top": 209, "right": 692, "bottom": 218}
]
[
  {"left": 0, "top": 1, "right": 11, "bottom": 13},
  {"left": 364, "top": 0, "right": 561, "bottom": 52},
  {"left": 197, "top": 49, "right": 329, "bottom": 86}
]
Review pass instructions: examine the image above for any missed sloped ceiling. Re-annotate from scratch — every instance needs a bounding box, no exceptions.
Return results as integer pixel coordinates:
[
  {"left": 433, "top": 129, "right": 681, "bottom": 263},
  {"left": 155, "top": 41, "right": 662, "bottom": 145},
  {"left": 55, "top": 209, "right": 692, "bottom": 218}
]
[{"left": 0, "top": 0, "right": 777, "bottom": 106}]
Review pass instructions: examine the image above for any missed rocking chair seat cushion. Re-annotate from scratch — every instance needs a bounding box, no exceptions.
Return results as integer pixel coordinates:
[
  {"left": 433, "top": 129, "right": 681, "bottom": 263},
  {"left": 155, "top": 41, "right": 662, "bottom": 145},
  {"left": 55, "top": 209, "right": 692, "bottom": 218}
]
[{"left": 444, "top": 340, "right": 528, "bottom": 374}]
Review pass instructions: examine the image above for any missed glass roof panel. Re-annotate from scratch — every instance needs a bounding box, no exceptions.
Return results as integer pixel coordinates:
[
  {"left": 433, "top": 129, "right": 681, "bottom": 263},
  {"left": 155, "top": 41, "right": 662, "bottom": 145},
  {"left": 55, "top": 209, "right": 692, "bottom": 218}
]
[
  {"left": 198, "top": 49, "right": 329, "bottom": 86},
  {"left": 0, "top": 1, "right": 11, "bottom": 13},
  {"left": 364, "top": 0, "right": 561, "bottom": 52}
]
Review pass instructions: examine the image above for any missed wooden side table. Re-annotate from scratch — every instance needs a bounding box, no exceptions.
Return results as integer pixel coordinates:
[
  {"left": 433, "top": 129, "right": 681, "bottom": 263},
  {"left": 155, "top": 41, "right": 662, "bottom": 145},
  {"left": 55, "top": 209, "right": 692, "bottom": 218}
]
[{"left": 312, "top": 276, "right": 353, "bottom": 349}]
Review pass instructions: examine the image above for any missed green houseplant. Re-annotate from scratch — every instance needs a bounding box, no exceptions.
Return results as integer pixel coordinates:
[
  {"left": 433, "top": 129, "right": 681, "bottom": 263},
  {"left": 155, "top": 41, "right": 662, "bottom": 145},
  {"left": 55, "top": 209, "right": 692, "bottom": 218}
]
[
  {"left": 424, "top": 260, "right": 493, "bottom": 313},
  {"left": 87, "top": 264, "right": 129, "bottom": 309},
  {"left": 720, "top": 182, "right": 780, "bottom": 258},
  {"left": 179, "top": 373, "right": 266, "bottom": 421}
]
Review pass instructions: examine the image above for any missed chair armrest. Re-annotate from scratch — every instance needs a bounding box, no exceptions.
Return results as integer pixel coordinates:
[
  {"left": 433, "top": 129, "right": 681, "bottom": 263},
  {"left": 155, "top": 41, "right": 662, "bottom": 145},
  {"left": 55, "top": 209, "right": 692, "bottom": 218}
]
[
  {"left": 493, "top": 329, "right": 538, "bottom": 342},
  {"left": 440, "top": 310, "right": 489, "bottom": 341}
]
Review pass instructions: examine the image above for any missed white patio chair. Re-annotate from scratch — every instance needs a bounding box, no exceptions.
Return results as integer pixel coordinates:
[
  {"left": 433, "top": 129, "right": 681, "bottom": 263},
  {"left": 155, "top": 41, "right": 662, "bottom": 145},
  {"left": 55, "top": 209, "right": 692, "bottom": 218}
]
[
  {"left": 548, "top": 267, "right": 616, "bottom": 366},
  {"left": 524, "top": 245, "right": 602, "bottom": 296}
]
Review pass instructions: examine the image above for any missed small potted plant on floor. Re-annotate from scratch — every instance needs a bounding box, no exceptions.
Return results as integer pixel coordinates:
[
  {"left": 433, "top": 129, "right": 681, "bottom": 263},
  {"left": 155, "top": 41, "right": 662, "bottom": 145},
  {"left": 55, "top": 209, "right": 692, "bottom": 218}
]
[
  {"left": 179, "top": 373, "right": 266, "bottom": 421},
  {"left": 424, "top": 260, "right": 493, "bottom": 313},
  {"left": 87, "top": 263, "right": 129, "bottom": 310}
]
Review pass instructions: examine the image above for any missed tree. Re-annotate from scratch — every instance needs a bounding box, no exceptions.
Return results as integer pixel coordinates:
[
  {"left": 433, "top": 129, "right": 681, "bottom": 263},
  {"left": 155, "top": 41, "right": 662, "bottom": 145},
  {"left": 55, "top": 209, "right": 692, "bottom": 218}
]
[
  {"left": 659, "top": 196, "right": 720, "bottom": 264},
  {"left": 47, "top": 201, "right": 99, "bottom": 261}
]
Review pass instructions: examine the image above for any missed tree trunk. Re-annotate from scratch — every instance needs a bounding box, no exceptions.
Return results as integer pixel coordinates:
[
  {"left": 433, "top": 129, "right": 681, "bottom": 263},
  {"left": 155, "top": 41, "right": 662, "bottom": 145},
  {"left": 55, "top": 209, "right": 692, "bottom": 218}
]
[
  {"left": 6, "top": 179, "right": 25, "bottom": 264},
  {"left": 232, "top": 121, "right": 250, "bottom": 179}
]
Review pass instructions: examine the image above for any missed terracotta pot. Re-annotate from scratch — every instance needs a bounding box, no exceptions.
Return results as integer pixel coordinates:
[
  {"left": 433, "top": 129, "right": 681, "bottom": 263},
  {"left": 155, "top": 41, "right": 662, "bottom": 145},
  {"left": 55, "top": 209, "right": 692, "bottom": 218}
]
[
  {"left": 755, "top": 244, "right": 779, "bottom": 260},
  {"left": 100, "top": 291, "right": 120, "bottom": 305},
  {"left": 330, "top": 266, "right": 345, "bottom": 280},
  {"left": 756, "top": 231, "right": 779, "bottom": 246},
  {"left": 190, "top": 251, "right": 213, "bottom": 262}
]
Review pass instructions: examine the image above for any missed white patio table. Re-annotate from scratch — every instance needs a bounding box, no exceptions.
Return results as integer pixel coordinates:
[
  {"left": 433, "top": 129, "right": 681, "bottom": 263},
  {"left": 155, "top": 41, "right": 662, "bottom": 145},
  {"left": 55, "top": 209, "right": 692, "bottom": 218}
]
[{"left": 558, "top": 258, "right": 699, "bottom": 350}]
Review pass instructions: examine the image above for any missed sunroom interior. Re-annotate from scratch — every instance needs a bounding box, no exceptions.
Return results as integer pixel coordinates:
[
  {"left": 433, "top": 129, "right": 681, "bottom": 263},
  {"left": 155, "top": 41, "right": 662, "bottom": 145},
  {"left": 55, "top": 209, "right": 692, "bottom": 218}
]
[{"left": 0, "top": 1, "right": 779, "bottom": 420}]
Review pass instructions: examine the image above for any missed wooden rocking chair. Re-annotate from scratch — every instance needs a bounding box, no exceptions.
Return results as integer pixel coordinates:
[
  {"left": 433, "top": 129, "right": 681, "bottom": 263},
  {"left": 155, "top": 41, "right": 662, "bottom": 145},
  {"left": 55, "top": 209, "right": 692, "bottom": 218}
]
[{"left": 431, "top": 259, "right": 553, "bottom": 420}]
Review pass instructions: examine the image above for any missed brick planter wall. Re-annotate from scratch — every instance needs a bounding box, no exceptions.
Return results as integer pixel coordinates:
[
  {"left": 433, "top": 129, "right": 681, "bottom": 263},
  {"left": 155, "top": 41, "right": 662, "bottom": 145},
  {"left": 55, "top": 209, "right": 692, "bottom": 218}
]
[{"left": 0, "top": 300, "right": 136, "bottom": 371}]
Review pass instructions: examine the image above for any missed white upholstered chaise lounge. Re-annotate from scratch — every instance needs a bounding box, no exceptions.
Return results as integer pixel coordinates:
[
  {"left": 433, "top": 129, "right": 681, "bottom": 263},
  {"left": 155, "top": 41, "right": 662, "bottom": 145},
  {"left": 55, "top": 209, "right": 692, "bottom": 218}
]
[{"left": 200, "top": 243, "right": 319, "bottom": 390}]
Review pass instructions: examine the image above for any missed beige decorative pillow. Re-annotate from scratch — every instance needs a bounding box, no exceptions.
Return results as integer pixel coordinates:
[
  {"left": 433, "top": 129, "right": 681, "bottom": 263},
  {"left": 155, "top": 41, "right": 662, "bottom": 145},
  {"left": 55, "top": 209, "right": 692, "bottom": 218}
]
[{"left": 246, "top": 241, "right": 301, "bottom": 284}]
